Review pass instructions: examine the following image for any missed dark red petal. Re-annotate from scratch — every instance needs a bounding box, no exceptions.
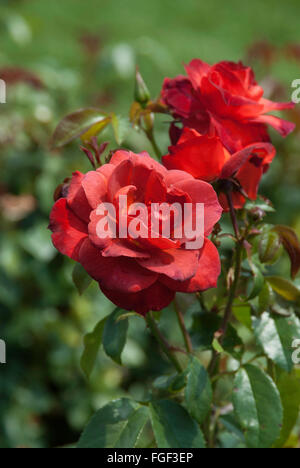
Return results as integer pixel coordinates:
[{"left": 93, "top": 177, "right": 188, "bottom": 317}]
[
  {"left": 145, "top": 171, "right": 167, "bottom": 204},
  {"left": 236, "top": 160, "right": 264, "bottom": 200},
  {"left": 209, "top": 116, "right": 271, "bottom": 153},
  {"left": 101, "top": 281, "right": 175, "bottom": 315},
  {"left": 260, "top": 98, "right": 295, "bottom": 113},
  {"left": 137, "top": 248, "right": 199, "bottom": 281},
  {"left": 173, "top": 178, "right": 223, "bottom": 236},
  {"left": 49, "top": 198, "right": 88, "bottom": 261},
  {"left": 102, "top": 239, "right": 150, "bottom": 259},
  {"left": 160, "top": 239, "right": 220, "bottom": 292},
  {"left": 184, "top": 59, "right": 210, "bottom": 89},
  {"left": 161, "top": 76, "right": 194, "bottom": 118},
  {"left": 137, "top": 236, "right": 180, "bottom": 251},
  {"left": 219, "top": 191, "right": 246, "bottom": 212},
  {"left": 220, "top": 142, "right": 275, "bottom": 179},
  {"left": 163, "top": 129, "right": 228, "bottom": 182},
  {"left": 67, "top": 171, "right": 91, "bottom": 223},
  {"left": 252, "top": 114, "right": 296, "bottom": 137},
  {"left": 79, "top": 238, "right": 158, "bottom": 293}
]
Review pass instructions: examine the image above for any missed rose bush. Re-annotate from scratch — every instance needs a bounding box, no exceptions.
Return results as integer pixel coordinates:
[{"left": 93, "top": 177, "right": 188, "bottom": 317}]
[
  {"left": 161, "top": 59, "right": 295, "bottom": 152},
  {"left": 48, "top": 58, "right": 300, "bottom": 450},
  {"left": 162, "top": 127, "right": 276, "bottom": 210},
  {"left": 49, "top": 150, "right": 222, "bottom": 315}
]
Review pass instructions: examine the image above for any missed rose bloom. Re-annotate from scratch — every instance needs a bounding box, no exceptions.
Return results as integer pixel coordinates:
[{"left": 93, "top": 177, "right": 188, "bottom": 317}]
[
  {"left": 161, "top": 59, "right": 295, "bottom": 153},
  {"left": 49, "top": 151, "right": 222, "bottom": 315},
  {"left": 163, "top": 128, "right": 276, "bottom": 211}
]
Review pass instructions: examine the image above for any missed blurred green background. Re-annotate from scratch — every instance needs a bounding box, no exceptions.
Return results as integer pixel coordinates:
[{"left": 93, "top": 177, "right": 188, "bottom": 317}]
[{"left": 1, "top": 0, "right": 300, "bottom": 448}]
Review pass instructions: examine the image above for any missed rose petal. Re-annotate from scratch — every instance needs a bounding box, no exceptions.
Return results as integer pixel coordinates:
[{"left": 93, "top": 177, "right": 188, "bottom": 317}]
[
  {"left": 220, "top": 142, "right": 275, "bottom": 179},
  {"left": 101, "top": 281, "right": 175, "bottom": 315},
  {"left": 81, "top": 171, "right": 107, "bottom": 209},
  {"left": 102, "top": 239, "right": 150, "bottom": 259},
  {"left": 79, "top": 238, "right": 158, "bottom": 293},
  {"left": 252, "top": 114, "right": 296, "bottom": 137},
  {"left": 163, "top": 129, "right": 229, "bottom": 182},
  {"left": 173, "top": 178, "right": 223, "bottom": 236},
  {"left": 164, "top": 169, "right": 194, "bottom": 187},
  {"left": 160, "top": 239, "right": 220, "bottom": 292},
  {"left": 161, "top": 76, "right": 194, "bottom": 118},
  {"left": 96, "top": 163, "right": 115, "bottom": 181},
  {"left": 67, "top": 171, "right": 91, "bottom": 223},
  {"left": 137, "top": 248, "right": 199, "bottom": 281},
  {"left": 49, "top": 198, "right": 88, "bottom": 261},
  {"left": 184, "top": 59, "right": 210, "bottom": 89}
]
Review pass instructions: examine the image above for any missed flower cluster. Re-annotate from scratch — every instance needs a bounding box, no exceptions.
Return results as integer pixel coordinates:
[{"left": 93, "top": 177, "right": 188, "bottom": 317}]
[{"left": 49, "top": 58, "right": 295, "bottom": 314}]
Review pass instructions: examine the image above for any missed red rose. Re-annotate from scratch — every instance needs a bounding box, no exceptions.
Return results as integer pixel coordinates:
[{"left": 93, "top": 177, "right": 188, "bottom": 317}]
[
  {"left": 49, "top": 151, "right": 222, "bottom": 315},
  {"left": 163, "top": 128, "right": 276, "bottom": 211},
  {"left": 161, "top": 59, "right": 295, "bottom": 153}
]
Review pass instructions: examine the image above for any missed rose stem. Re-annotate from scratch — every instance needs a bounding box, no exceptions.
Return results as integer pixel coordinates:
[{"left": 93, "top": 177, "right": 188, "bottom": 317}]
[
  {"left": 208, "top": 190, "right": 243, "bottom": 376},
  {"left": 145, "top": 311, "right": 183, "bottom": 373},
  {"left": 145, "top": 129, "right": 162, "bottom": 160},
  {"left": 174, "top": 300, "right": 193, "bottom": 354}
]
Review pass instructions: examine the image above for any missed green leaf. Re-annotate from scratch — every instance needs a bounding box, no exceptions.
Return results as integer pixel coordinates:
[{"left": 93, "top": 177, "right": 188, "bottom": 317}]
[
  {"left": 50, "top": 108, "right": 110, "bottom": 148},
  {"left": 102, "top": 308, "right": 128, "bottom": 365},
  {"left": 115, "top": 311, "right": 141, "bottom": 322},
  {"left": 153, "top": 372, "right": 187, "bottom": 393},
  {"left": 247, "top": 262, "right": 265, "bottom": 300},
  {"left": 72, "top": 263, "right": 92, "bottom": 296},
  {"left": 274, "top": 370, "right": 300, "bottom": 447},
  {"left": 258, "top": 282, "right": 275, "bottom": 313},
  {"left": 80, "top": 318, "right": 107, "bottom": 379},
  {"left": 233, "top": 301, "right": 252, "bottom": 330},
  {"left": 233, "top": 364, "right": 283, "bottom": 448},
  {"left": 185, "top": 357, "right": 212, "bottom": 424},
  {"left": 111, "top": 113, "right": 130, "bottom": 145},
  {"left": 190, "top": 312, "right": 242, "bottom": 357},
  {"left": 245, "top": 199, "right": 275, "bottom": 213},
  {"left": 266, "top": 276, "right": 300, "bottom": 302},
  {"left": 273, "top": 225, "right": 300, "bottom": 279},
  {"left": 77, "top": 398, "right": 149, "bottom": 448},
  {"left": 252, "top": 311, "right": 300, "bottom": 372},
  {"left": 149, "top": 400, "right": 205, "bottom": 448},
  {"left": 212, "top": 337, "right": 225, "bottom": 354},
  {"left": 219, "top": 414, "right": 246, "bottom": 448}
]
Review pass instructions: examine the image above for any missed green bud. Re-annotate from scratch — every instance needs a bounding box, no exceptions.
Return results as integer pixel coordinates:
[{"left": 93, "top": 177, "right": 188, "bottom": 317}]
[
  {"left": 134, "top": 67, "right": 150, "bottom": 105},
  {"left": 258, "top": 231, "right": 282, "bottom": 265}
]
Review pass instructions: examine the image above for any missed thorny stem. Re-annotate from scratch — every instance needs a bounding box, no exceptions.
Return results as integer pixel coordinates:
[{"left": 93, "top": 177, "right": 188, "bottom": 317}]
[
  {"left": 196, "top": 292, "right": 208, "bottom": 312},
  {"left": 174, "top": 300, "right": 193, "bottom": 354},
  {"left": 145, "top": 129, "right": 162, "bottom": 160},
  {"left": 205, "top": 191, "right": 244, "bottom": 447},
  {"left": 146, "top": 311, "right": 183, "bottom": 373},
  {"left": 227, "top": 190, "right": 241, "bottom": 240},
  {"left": 208, "top": 191, "right": 243, "bottom": 376}
]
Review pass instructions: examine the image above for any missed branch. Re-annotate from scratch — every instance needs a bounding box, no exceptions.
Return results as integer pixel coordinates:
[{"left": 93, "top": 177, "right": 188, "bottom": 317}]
[{"left": 145, "top": 311, "right": 183, "bottom": 373}]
